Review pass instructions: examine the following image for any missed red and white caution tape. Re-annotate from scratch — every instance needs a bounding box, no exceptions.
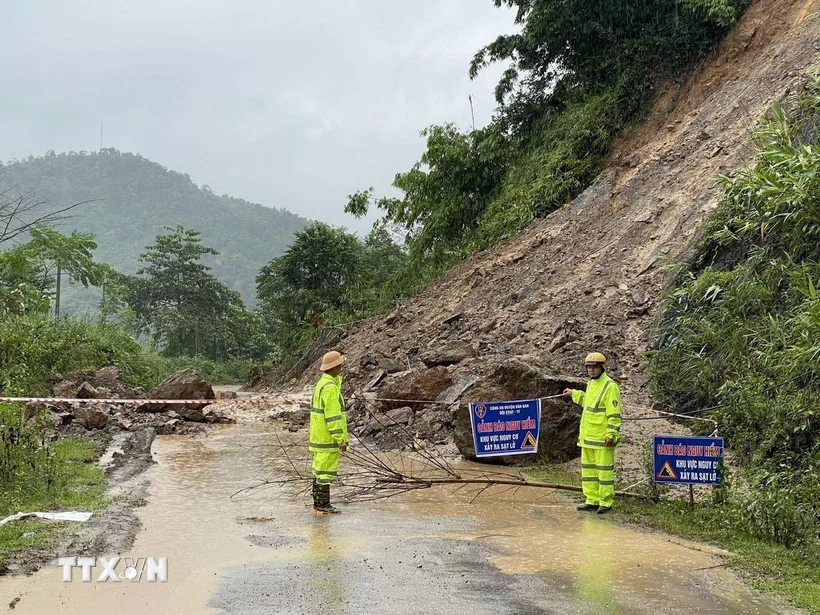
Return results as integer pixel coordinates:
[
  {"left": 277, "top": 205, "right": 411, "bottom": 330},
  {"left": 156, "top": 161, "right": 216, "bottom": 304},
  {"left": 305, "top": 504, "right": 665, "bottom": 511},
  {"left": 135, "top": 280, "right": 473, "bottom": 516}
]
[
  {"left": 0, "top": 396, "right": 308, "bottom": 405},
  {"left": 3, "top": 393, "right": 718, "bottom": 433}
]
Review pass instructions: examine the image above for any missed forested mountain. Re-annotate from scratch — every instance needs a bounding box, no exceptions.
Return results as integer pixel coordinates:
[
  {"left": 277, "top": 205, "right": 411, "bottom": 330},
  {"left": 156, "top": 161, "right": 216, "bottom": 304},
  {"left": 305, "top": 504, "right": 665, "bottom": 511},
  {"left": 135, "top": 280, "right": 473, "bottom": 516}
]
[{"left": 0, "top": 149, "right": 310, "bottom": 308}]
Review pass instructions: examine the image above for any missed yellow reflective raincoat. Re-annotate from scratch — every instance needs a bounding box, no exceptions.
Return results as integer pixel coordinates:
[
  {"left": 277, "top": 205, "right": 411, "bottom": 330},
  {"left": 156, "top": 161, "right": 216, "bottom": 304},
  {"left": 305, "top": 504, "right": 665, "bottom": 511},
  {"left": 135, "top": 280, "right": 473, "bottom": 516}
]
[
  {"left": 309, "top": 373, "right": 348, "bottom": 486},
  {"left": 570, "top": 372, "right": 621, "bottom": 508},
  {"left": 309, "top": 373, "right": 348, "bottom": 451}
]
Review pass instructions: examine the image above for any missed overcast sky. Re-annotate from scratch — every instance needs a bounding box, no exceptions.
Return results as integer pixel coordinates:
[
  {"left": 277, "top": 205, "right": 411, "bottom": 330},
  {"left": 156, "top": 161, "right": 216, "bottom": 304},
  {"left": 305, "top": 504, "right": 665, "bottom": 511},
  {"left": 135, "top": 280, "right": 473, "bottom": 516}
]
[{"left": 2, "top": 1, "right": 516, "bottom": 234}]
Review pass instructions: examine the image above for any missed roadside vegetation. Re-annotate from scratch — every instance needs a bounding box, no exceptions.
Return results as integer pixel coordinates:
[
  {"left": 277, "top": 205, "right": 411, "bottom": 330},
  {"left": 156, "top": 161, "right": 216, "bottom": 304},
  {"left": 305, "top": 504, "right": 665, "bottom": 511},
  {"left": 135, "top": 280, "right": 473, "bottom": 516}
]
[
  {"left": 0, "top": 405, "right": 107, "bottom": 568},
  {"left": 619, "top": 78, "right": 820, "bottom": 612},
  {"left": 0, "top": 212, "right": 256, "bottom": 567},
  {"left": 524, "top": 83, "right": 820, "bottom": 609},
  {"left": 647, "top": 79, "right": 820, "bottom": 547}
]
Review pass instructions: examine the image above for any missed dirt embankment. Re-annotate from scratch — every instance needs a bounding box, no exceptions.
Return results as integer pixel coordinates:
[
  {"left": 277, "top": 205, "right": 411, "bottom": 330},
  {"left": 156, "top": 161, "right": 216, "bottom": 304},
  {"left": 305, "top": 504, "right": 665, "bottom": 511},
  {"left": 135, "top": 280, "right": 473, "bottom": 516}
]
[{"left": 285, "top": 0, "right": 820, "bottom": 482}]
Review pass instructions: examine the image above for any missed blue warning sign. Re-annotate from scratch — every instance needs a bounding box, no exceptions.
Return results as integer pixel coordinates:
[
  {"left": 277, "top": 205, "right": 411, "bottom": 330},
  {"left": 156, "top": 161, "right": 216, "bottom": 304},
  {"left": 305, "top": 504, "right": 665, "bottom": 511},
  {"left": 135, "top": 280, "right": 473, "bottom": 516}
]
[
  {"left": 653, "top": 435, "right": 724, "bottom": 485},
  {"left": 469, "top": 399, "right": 541, "bottom": 457}
]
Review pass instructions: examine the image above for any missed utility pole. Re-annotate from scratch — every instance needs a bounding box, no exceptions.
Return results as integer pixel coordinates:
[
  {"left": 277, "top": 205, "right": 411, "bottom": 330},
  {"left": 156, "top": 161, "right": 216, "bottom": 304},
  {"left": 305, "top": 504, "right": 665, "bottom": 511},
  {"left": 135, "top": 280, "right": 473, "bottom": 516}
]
[
  {"left": 55, "top": 263, "right": 61, "bottom": 316},
  {"left": 100, "top": 123, "right": 103, "bottom": 152}
]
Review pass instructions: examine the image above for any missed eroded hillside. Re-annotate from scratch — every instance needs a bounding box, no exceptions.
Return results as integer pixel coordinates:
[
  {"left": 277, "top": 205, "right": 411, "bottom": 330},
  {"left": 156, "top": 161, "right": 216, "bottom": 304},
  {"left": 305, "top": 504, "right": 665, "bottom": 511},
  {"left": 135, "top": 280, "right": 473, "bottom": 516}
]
[{"left": 292, "top": 0, "right": 820, "bottom": 480}]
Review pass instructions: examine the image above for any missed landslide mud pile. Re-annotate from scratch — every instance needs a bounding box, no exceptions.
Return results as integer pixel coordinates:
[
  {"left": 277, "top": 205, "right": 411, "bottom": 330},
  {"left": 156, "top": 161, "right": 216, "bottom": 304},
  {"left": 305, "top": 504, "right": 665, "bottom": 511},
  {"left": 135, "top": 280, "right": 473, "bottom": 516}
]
[{"left": 290, "top": 0, "right": 820, "bottom": 477}]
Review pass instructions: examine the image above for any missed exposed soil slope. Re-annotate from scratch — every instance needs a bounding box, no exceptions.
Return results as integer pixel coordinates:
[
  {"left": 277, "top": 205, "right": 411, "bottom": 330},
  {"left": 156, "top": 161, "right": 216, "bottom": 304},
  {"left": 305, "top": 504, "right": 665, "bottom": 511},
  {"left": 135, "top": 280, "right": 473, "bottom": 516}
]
[{"left": 293, "top": 0, "right": 820, "bottom": 481}]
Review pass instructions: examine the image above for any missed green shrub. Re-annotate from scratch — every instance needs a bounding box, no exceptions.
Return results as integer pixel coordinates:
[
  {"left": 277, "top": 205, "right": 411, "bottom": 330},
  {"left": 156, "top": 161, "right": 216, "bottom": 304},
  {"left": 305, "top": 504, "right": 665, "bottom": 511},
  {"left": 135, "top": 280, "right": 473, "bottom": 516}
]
[
  {"left": 475, "top": 91, "right": 620, "bottom": 246},
  {"left": 0, "top": 314, "right": 250, "bottom": 398},
  {"left": 0, "top": 314, "right": 160, "bottom": 395}
]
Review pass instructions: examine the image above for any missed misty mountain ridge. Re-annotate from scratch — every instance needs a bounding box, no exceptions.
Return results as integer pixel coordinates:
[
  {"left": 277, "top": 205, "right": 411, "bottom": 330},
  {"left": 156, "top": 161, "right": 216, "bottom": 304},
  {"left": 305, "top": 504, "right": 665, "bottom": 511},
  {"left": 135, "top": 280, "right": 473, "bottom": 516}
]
[{"left": 0, "top": 149, "right": 310, "bottom": 309}]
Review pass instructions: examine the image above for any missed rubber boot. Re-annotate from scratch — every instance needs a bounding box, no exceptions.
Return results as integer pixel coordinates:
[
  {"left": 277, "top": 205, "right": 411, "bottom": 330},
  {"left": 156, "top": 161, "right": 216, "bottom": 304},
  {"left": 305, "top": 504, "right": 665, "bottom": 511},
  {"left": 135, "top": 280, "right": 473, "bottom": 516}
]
[
  {"left": 314, "top": 483, "right": 340, "bottom": 515},
  {"left": 311, "top": 479, "right": 321, "bottom": 511}
]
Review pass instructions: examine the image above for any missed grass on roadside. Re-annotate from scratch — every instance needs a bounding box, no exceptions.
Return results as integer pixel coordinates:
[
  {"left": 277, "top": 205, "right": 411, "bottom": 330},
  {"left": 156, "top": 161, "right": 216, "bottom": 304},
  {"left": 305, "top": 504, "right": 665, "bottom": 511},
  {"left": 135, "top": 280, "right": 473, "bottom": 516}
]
[{"left": 0, "top": 435, "right": 107, "bottom": 568}]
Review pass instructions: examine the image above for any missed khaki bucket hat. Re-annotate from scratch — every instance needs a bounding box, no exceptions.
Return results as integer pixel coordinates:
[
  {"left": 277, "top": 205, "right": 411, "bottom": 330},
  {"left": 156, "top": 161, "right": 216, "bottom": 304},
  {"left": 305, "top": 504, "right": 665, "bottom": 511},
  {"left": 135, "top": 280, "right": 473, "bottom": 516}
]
[{"left": 320, "top": 351, "right": 345, "bottom": 371}]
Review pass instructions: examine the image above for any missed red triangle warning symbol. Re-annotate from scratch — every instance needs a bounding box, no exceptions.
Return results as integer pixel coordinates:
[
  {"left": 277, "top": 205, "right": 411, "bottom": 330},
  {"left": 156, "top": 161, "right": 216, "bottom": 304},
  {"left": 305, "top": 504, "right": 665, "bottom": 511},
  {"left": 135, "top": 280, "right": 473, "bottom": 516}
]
[
  {"left": 657, "top": 461, "right": 677, "bottom": 480},
  {"left": 520, "top": 431, "right": 537, "bottom": 450}
]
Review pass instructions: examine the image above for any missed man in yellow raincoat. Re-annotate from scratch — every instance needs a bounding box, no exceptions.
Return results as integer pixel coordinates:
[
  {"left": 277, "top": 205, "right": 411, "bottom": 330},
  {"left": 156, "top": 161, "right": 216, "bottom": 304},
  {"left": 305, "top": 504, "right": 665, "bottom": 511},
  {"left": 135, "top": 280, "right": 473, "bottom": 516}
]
[
  {"left": 309, "top": 350, "right": 349, "bottom": 514},
  {"left": 563, "top": 352, "right": 621, "bottom": 514}
]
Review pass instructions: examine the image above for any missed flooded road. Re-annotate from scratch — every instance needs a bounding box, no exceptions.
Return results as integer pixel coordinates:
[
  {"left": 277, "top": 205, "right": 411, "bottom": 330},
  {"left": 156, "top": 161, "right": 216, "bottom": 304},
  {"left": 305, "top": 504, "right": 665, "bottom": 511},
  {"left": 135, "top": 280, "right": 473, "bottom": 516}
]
[{"left": 1, "top": 424, "right": 794, "bottom": 614}]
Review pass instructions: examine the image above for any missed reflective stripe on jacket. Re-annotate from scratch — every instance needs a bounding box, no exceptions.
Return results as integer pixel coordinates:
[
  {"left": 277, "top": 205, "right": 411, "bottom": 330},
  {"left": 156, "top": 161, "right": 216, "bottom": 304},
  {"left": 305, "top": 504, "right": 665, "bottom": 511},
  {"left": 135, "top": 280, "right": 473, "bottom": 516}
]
[
  {"left": 571, "top": 373, "right": 621, "bottom": 449},
  {"left": 309, "top": 373, "right": 348, "bottom": 453}
]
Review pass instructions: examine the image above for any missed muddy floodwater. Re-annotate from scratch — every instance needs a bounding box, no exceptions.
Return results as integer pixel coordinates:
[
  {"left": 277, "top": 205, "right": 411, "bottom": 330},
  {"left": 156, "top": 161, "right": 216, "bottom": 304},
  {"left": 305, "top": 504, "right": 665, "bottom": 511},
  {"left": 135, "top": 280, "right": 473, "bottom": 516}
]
[{"left": 1, "top": 424, "right": 796, "bottom": 614}]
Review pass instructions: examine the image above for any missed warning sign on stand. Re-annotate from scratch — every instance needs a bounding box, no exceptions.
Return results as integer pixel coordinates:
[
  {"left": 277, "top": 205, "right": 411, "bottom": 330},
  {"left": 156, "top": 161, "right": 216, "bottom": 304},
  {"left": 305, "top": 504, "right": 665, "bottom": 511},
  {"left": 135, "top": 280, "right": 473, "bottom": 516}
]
[
  {"left": 469, "top": 399, "right": 541, "bottom": 458},
  {"left": 653, "top": 435, "right": 723, "bottom": 485}
]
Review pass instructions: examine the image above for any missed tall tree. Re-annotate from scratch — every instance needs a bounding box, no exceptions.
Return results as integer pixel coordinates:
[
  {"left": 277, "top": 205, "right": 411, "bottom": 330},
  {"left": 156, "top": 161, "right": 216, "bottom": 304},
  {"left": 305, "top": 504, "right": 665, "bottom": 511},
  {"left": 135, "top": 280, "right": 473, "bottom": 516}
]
[
  {"left": 23, "top": 227, "right": 105, "bottom": 315},
  {"left": 0, "top": 227, "right": 104, "bottom": 316},
  {"left": 123, "top": 225, "right": 269, "bottom": 359},
  {"left": 256, "top": 222, "right": 366, "bottom": 352}
]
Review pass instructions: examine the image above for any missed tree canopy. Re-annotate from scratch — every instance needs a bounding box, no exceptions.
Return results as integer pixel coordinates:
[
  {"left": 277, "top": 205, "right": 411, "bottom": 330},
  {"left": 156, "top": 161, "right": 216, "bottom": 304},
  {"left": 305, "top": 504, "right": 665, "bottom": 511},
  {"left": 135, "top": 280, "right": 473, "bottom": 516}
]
[
  {"left": 257, "top": 221, "right": 406, "bottom": 357},
  {"left": 117, "top": 225, "right": 269, "bottom": 360},
  {"left": 471, "top": 0, "right": 750, "bottom": 134},
  {"left": 0, "top": 227, "right": 105, "bottom": 316}
]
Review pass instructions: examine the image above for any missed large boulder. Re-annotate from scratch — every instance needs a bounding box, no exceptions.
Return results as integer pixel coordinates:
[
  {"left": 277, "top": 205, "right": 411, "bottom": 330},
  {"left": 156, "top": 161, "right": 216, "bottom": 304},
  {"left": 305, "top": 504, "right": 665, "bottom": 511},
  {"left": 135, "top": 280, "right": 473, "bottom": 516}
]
[
  {"left": 377, "top": 366, "right": 453, "bottom": 410},
  {"left": 73, "top": 405, "right": 110, "bottom": 430},
  {"left": 452, "top": 356, "right": 584, "bottom": 463},
  {"left": 138, "top": 369, "right": 215, "bottom": 414}
]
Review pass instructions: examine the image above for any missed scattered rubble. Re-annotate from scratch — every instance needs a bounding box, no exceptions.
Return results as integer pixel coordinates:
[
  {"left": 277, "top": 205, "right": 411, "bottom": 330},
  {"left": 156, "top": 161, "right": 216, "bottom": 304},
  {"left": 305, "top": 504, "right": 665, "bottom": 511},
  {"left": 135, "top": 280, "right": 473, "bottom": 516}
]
[{"left": 30, "top": 367, "right": 235, "bottom": 437}]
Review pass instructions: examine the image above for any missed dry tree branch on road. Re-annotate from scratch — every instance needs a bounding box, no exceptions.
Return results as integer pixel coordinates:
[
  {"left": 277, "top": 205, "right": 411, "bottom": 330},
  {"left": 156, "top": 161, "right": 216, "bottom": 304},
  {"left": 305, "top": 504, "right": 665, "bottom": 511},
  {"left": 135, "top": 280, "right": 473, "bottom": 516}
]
[{"left": 233, "top": 403, "right": 647, "bottom": 503}]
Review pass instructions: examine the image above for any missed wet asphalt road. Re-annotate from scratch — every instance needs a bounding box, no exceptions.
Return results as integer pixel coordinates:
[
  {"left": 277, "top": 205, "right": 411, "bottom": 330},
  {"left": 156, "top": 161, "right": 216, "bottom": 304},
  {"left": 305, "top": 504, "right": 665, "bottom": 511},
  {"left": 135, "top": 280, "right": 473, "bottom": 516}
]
[{"left": 0, "top": 424, "right": 797, "bottom": 615}]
